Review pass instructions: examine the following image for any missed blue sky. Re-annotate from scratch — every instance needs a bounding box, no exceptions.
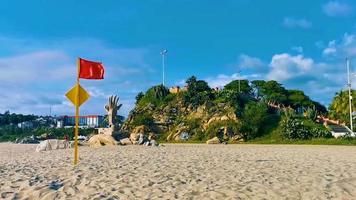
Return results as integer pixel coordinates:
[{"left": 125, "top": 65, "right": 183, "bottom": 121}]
[{"left": 0, "top": 0, "right": 356, "bottom": 116}]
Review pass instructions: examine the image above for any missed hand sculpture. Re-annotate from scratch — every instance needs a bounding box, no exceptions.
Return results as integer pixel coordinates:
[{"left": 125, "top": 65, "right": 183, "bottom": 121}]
[{"left": 105, "top": 95, "right": 122, "bottom": 128}]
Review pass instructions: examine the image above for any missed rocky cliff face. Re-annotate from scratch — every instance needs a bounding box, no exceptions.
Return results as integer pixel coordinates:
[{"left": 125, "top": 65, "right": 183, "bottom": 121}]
[{"left": 120, "top": 93, "right": 243, "bottom": 142}]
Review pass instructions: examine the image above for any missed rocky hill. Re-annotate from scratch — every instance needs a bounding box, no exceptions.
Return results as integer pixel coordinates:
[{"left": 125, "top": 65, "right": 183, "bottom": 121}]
[{"left": 120, "top": 76, "right": 329, "bottom": 143}]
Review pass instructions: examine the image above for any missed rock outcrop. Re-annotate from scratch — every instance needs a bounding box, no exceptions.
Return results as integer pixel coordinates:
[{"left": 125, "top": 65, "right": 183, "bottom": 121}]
[
  {"left": 120, "top": 138, "right": 132, "bottom": 145},
  {"left": 88, "top": 134, "right": 118, "bottom": 148},
  {"left": 36, "top": 139, "right": 70, "bottom": 152},
  {"left": 130, "top": 125, "right": 149, "bottom": 144},
  {"left": 206, "top": 137, "right": 221, "bottom": 144},
  {"left": 121, "top": 93, "right": 242, "bottom": 143}
]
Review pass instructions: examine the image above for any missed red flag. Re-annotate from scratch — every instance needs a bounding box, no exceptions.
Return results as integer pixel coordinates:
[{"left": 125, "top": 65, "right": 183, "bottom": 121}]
[{"left": 78, "top": 58, "right": 104, "bottom": 79}]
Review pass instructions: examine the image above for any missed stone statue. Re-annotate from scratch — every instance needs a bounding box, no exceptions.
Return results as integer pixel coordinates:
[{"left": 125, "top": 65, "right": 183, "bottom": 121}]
[
  {"left": 105, "top": 95, "right": 122, "bottom": 131},
  {"left": 90, "top": 95, "right": 123, "bottom": 147}
]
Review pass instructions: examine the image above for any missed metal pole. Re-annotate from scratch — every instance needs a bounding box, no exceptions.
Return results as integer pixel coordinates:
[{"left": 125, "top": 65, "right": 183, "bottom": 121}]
[
  {"left": 162, "top": 54, "right": 165, "bottom": 86},
  {"left": 160, "top": 49, "right": 167, "bottom": 86},
  {"left": 239, "top": 79, "right": 241, "bottom": 93},
  {"left": 237, "top": 70, "right": 241, "bottom": 93},
  {"left": 347, "top": 58, "right": 353, "bottom": 132}
]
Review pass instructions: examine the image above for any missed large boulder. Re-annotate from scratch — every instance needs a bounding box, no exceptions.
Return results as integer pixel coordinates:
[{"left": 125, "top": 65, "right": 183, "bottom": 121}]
[
  {"left": 120, "top": 138, "right": 132, "bottom": 145},
  {"left": 203, "top": 116, "right": 221, "bottom": 130},
  {"left": 20, "top": 135, "right": 39, "bottom": 144},
  {"left": 148, "top": 132, "right": 157, "bottom": 141},
  {"left": 206, "top": 137, "right": 221, "bottom": 144},
  {"left": 36, "top": 139, "right": 70, "bottom": 152},
  {"left": 150, "top": 140, "right": 158, "bottom": 146},
  {"left": 88, "top": 134, "right": 118, "bottom": 148},
  {"left": 130, "top": 125, "right": 149, "bottom": 144},
  {"left": 220, "top": 115, "right": 229, "bottom": 121},
  {"left": 167, "top": 125, "right": 189, "bottom": 141}
]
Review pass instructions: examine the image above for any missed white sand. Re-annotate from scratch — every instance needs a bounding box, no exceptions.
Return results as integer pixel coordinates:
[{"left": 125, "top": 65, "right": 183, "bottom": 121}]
[{"left": 1, "top": 143, "right": 356, "bottom": 199}]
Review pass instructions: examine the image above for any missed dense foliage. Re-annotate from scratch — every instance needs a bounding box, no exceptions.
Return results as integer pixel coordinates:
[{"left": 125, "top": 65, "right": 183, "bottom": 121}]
[
  {"left": 0, "top": 111, "right": 37, "bottom": 126},
  {"left": 131, "top": 76, "right": 330, "bottom": 142},
  {"left": 183, "top": 76, "right": 213, "bottom": 108},
  {"left": 1, "top": 76, "right": 337, "bottom": 143},
  {"left": 240, "top": 102, "right": 268, "bottom": 140},
  {"left": 137, "top": 84, "right": 170, "bottom": 107},
  {"left": 0, "top": 126, "right": 95, "bottom": 142},
  {"left": 131, "top": 113, "right": 154, "bottom": 127},
  {"left": 0, "top": 111, "right": 98, "bottom": 142},
  {"left": 280, "top": 109, "right": 332, "bottom": 140},
  {"left": 328, "top": 90, "right": 356, "bottom": 125}
]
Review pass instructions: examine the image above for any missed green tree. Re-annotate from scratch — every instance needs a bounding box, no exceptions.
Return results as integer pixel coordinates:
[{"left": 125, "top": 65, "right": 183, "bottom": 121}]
[
  {"left": 240, "top": 101, "right": 268, "bottom": 140},
  {"left": 138, "top": 84, "right": 169, "bottom": 107},
  {"left": 251, "top": 80, "right": 288, "bottom": 104},
  {"left": 186, "top": 76, "right": 211, "bottom": 94},
  {"left": 135, "top": 92, "right": 144, "bottom": 104},
  {"left": 328, "top": 90, "right": 356, "bottom": 124},
  {"left": 152, "top": 84, "right": 169, "bottom": 99},
  {"left": 304, "top": 106, "right": 318, "bottom": 121},
  {"left": 131, "top": 113, "right": 154, "bottom": 127},
  {"left": 251, "top": 80, "right": 266, "bottom": 100},
  {"left": 184, "top": 76, "right": 212, "bottom": 108},
  {"left": 312, "top": 101, "right": 327, "bottom": 114},
  {"left": 287, "top": 90, "right": 313, "bottom": 108},
  {"left": 224, "top": 80, "right": 252, "bottom": 94}
]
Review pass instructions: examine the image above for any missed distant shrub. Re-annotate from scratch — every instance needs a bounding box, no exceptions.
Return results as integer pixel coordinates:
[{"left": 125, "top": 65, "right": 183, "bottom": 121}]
[
  {"left": 310, "top": 127, "right": 333, "bottom": 138},
  {"left": 281, "top": 117, "right": 332, "bottom": 140},
  {"left": 135, "top": 92, "right": 144, "bottom": 104},
  {"left": 138, "top": 84, "right": 169, "bottom": 107},
  {"left": 205, "top": 120, "right": 241, "bottom": 140},
  {"left": 304, "top": 106, "right": 318, "bottom": 121},
  {"left": 281, "top": 118, "right": 311, "bottom": 140},
  {"left": 164, "top": 93, "right": 176, "bottom": 103},
  {"left": 240, "top": 102, "right": 268, "bottom": 140},
  {"left": 131, "top": 114, "right": 154, "bottom": 127},
  {"left": 191, "top": 129, "right": 206, "bottom": 141}
]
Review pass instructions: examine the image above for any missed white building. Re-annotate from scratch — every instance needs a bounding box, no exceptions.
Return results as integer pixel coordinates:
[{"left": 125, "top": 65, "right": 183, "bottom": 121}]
[
  {"left": 57, "top": 115, "right": 104, "bottom": 128},
  {"left": 18, "top": 121, "right": 34, "bottom": 129}
]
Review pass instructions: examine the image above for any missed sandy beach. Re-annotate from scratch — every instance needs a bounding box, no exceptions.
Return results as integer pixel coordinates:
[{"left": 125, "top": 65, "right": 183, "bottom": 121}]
[{"left": 1, "top": 143, "right": 356, "bottom": 199}]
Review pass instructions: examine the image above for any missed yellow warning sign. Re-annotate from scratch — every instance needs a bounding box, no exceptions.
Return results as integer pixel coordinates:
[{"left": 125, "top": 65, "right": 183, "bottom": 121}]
[{"left": 65, "top": 83, "right": 90, "bottom": 107}]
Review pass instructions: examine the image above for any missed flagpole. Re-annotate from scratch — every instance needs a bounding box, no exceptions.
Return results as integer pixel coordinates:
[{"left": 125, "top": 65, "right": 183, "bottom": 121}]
[
  {"left": 347, "top": 58, "right": 353, "bottom": 133},
  {"left": 74, "top": 58, "right": 80, "bottom": 165}
]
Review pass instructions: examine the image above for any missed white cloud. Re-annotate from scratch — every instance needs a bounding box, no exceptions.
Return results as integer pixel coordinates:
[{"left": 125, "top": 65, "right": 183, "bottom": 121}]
[
  {"left": 323, "top": 47, "right": 337, "bottom": 55},
  {"left": 343, "top": 33, "right": 355, "bottom": 45},
  {"left": 283, "top": 17, "right": 312, "bottom": 29},
  {"left": 205, "top": 73, "right": 263, "bottom": 88},
  {"left": 238, "top": 54, "right": 264, "bottom": 69},
  {"left": 291, "top": 46, "right": 304, "bottom": 53},
  {"left": 0, "top": 36, "right": 155, "bottom": 116},
  {"left": 322, "top": 33, "right": 356, "bottom": 57},
  {"left": 267, "top": 54, "right": 314, "bottom": 81},
  {"left": 323, "top": 1, "right": 353, "bottom": 17},
  {"left": 206, "top": 73, "right": 240, "bottom": 88},
  {"left": 175, "top": 79, "right": 186, "bottom": 86},
  {"left": 86, "top": 87, "right": 110, "bottom": 99},
  {"left": 0, "top": 51, "right": 73, "bottom": 84}
]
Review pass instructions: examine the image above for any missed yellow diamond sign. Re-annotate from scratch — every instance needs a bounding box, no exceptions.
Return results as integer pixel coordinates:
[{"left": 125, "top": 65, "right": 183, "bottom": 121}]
[{"left": 65, "top": 84, "right": 90, "bottom": 107}]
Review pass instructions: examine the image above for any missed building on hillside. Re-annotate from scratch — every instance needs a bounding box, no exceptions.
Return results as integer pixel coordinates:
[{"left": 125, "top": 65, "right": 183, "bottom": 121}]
[
  {"left": 169, "top": 86, "right": 180, "bottom": 94},
  {"left": 212, "top": 87, "right": 220, "bottom": 91},
  {"left": 169, "top": 85, "right": 188, "bottom": 94},
  {"left": 56, "top": 115, "right": 104, "bottom": 128},
  {"left": 181, "top": 85, "right": 188, "bottom": 92},
  {"left": 17, "top": 121, "right": 34, "bottom": 129}
]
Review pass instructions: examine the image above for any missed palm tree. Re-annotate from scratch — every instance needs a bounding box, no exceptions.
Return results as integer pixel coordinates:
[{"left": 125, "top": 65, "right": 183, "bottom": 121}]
[{"left": 328, "top": 90, "right": 356, "bottom": 124}]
